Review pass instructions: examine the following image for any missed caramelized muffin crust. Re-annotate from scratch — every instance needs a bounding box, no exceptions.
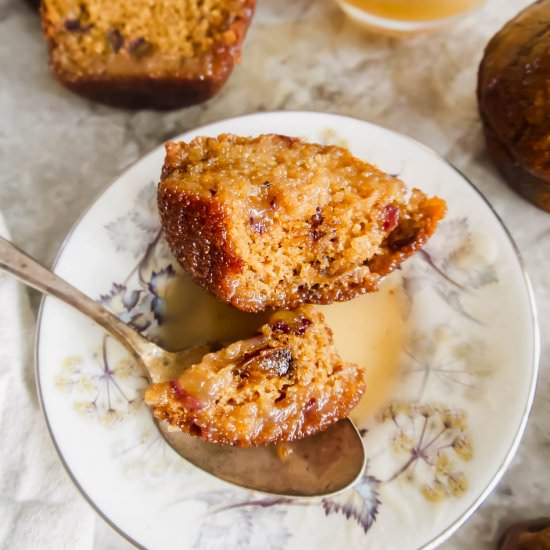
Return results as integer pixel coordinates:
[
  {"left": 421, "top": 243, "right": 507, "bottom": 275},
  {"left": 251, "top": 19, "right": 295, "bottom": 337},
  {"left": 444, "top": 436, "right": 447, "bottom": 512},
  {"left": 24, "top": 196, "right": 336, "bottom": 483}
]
[
  {"left": 145, "top": 306, "right": 365, "bottom": 447},
  {"left": 159, "top": 134, "right": 446, "bottom": 312}
]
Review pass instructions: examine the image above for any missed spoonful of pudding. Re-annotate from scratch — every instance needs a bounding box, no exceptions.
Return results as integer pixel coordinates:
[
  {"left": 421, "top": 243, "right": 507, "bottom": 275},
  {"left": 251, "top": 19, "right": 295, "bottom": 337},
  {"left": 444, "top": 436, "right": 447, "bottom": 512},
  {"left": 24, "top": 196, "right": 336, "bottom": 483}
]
[{"left": 0, "top": 236, "right": 366, "bottom": 498}]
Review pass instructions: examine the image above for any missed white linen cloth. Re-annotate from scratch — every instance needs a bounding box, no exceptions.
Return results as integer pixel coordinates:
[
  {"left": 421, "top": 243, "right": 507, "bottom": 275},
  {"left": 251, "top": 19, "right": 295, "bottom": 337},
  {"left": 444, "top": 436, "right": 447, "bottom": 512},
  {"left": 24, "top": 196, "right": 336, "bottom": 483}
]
[{"left": 0, "top": 214, "right": 95, "bottom": 550}]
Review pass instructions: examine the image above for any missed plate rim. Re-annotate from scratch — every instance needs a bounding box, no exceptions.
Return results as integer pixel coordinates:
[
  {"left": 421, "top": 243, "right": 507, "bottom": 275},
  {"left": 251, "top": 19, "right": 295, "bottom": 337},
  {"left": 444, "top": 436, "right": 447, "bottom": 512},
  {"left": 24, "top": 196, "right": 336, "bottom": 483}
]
[{"left": 34, "top": 110, "right": 541, "bottom": 550}]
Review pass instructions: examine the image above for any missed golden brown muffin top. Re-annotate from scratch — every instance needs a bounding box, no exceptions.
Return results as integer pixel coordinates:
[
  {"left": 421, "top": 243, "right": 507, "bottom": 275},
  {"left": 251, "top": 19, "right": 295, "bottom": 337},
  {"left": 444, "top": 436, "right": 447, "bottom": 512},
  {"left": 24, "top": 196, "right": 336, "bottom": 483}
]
[{"left": 478, "top": 0, "right": 550, "bottom": 181}]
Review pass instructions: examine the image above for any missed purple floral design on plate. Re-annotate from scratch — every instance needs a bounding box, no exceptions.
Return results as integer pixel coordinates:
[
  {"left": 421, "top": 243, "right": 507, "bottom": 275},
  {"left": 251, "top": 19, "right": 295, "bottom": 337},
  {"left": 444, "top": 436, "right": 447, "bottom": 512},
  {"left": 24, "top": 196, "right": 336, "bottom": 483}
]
[
  {"left": 402, "top": 217, "right": 498, "bottom": 324},
  {"left": 375, "top": 401, "right": 473, "bottom": 502},
  {"left": 56, "top": 183, "right": 179, "bottom": 422},
  {"left": 55, "top": 335, "right": 147, "bottom": 424},
  {"left": 104, "top": 183, "right": 159, "bottom": 258},
  {"left": 99, "top": 229, "right": 177, "bottom": 338},
  {"left": 402, "top": 327, "right": 494, "bottom": 400},
  {"left": 175, "top": 467, "right": 381, "bottom": 550}
]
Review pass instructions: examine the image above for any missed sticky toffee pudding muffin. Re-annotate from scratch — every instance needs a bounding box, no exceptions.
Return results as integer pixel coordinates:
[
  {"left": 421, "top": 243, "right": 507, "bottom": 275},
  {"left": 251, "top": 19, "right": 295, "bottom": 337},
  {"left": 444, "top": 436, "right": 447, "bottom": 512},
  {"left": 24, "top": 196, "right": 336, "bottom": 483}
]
[
  {"left": 158, "top": 134, "right": 447, "bottom": 312},
  {"left": 478, "top": 0, "right": 550, "bottom": 211},
  {"left": 40, "top": 0, "right": 255, "bottom": 109}
]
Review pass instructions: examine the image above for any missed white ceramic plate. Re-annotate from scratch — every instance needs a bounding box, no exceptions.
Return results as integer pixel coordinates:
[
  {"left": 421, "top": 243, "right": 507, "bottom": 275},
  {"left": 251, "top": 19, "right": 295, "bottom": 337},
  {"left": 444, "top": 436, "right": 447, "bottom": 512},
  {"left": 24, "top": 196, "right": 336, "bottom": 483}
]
[{"left": 36, "top": 112, "right": 539, "bottom": 550}]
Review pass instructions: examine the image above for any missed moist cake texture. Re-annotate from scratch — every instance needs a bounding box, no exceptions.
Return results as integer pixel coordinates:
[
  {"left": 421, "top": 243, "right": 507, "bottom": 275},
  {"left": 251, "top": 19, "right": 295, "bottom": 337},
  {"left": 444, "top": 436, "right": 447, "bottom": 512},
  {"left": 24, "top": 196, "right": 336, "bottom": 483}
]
[
  {"left": 40, "top": 0, "right": 255, "bottom": 109},
  {"left": 158, "top": 133, "right": 447, "bottom": 312},
  {"left": 144, "top": 306, "right": 365, "bottom": 447}
]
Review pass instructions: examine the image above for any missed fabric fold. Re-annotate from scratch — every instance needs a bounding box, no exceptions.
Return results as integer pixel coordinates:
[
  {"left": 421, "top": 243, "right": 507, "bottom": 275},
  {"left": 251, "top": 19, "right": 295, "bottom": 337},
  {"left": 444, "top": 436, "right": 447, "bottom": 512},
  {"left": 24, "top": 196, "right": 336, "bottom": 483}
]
[{"left": 0, "top": 215, "right": 95, "bottom": 550}]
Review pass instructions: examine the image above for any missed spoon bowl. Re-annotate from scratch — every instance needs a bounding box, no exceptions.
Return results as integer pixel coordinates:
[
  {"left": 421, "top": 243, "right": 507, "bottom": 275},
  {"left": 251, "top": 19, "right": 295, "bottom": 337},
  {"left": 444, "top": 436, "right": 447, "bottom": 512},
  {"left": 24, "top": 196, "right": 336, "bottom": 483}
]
[
  {"left": 161, "top": 418, "right": 366, "bottom": 496},
  {"left": 0, "top": 236, "right": 366, "bottom": 497}
]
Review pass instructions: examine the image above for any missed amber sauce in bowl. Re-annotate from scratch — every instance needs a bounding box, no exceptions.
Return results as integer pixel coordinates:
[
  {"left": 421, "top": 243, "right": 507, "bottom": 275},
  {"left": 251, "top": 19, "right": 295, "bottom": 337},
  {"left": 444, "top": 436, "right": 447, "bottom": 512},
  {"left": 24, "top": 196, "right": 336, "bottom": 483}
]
[{"left": 337, "top": 0, "right": 485, "bottom": 34}]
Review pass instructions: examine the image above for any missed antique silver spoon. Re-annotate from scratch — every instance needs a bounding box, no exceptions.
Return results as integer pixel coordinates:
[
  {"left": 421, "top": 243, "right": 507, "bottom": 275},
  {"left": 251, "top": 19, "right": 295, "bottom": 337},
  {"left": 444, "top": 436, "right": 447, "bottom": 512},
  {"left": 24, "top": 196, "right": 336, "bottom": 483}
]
[{"left": 0, "top": 236, "right": 366, "bottom": 497}]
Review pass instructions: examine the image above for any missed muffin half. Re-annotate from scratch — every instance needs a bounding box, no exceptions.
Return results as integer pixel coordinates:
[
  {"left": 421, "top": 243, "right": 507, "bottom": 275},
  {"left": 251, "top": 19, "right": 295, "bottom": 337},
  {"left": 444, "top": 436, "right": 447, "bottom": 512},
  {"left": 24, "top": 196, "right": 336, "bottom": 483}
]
[
  {"left": 41, "top": 0, "right": 255, "bottom": 109},
  {"left": 158, "top": 134, "right": 447, "bottom": 312},
  {"left": 145, "top": 306, "right": 364, "bottom": 447}
]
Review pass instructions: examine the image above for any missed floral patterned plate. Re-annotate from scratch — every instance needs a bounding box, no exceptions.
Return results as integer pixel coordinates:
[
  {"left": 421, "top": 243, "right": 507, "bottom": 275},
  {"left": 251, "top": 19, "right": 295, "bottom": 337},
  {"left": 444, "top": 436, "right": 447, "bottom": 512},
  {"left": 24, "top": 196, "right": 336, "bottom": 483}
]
[{"left": 36, "top": 112, "right": 539, "bottom": 550}]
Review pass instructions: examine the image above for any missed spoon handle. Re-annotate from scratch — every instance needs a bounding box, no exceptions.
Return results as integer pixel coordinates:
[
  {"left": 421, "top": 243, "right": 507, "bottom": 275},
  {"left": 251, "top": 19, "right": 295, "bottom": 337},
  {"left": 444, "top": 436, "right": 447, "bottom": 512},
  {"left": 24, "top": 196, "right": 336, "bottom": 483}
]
[{"left": 0, "top": 236, "right": 156, "bottom": 362}]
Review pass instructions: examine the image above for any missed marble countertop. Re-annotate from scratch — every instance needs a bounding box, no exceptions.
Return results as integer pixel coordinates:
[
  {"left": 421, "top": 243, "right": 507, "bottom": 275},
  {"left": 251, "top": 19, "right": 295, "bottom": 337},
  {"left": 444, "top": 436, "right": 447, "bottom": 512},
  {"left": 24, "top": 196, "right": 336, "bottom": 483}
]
[{"left": 1, "top": 0, "right": 549, "bottom": 548}]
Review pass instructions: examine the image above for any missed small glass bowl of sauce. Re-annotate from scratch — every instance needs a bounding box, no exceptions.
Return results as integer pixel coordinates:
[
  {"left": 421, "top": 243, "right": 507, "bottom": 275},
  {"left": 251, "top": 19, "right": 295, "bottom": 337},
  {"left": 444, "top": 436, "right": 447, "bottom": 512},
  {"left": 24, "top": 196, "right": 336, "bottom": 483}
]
[{"left": 337, "top": 0, "right": 485, "bottom": 35}]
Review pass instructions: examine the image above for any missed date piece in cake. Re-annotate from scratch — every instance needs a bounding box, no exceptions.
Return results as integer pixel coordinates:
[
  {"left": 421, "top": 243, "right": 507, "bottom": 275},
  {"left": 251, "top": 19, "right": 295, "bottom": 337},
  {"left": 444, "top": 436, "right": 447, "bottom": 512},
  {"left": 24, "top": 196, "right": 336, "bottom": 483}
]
[
  {"left": 144, "top": 306, "right": 365, "bottom": 447},
  {"left": 158, "top": 134, "right": 447, "bottom": 312}
]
